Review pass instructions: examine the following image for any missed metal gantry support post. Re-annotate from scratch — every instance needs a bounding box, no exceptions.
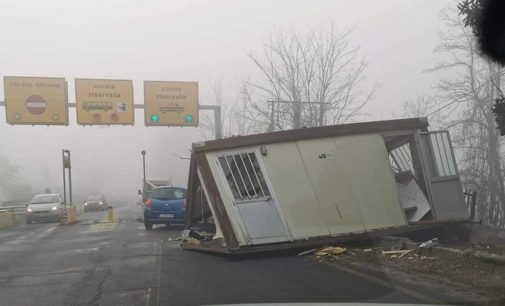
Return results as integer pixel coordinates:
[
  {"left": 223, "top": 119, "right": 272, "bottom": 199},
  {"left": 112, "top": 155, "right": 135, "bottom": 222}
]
[
  {"left": 62, "top": 149, "right": 72, "bottom": 207},
  {"left": 62, "top": 150, "right": 67, "bottom": 207},
  {"left": 199, "top": 105, "right": 222, "bottom": 139},
  {"left": 141, "top": 150, "right": 146, "bottom": 183},
  {"left": 68, "top": 151, "right": 72, "bottom": 206}
]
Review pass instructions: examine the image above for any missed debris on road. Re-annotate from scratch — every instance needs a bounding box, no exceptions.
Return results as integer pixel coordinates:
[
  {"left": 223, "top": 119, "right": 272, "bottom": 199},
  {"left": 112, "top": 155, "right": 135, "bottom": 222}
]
[
  {"left": 314, "top": 246, "right": 346, "bottom": 256},
  {"left": 315, "top": 225, "right": 505, "bottom": 305},
  {"left": 418, "top": 237, "right": 439, "bottom": 248},
  {"left": 297, "top": 248, "right": 318, "bottom": 256},
  {"left": 473, "top": 251, "right": 505, "bottom": 264},
  {"left": 382, "top": 249, "right": 415, "bottom": 258}
]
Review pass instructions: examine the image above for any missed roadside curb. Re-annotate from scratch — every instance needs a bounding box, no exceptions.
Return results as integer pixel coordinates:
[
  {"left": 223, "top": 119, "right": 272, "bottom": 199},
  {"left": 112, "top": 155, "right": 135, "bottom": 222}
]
[
  {"left": 315, "top": 256, "right": 464, "bottom": 305},
  {"left": 374, "top": 236, "right": 505, "bottom": 266}
]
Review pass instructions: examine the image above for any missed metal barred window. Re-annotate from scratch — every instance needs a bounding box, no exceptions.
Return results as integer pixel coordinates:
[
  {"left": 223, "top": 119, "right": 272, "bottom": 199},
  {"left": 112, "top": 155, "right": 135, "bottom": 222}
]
[{"left": 218, "top": 152, "right": 271, "bottom": 201}]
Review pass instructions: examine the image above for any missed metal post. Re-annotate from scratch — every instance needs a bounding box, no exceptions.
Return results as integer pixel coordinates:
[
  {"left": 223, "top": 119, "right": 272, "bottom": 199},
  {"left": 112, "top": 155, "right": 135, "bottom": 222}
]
[
  {"left": 67, "top": 151, "right": 72, "bottom": 206},
  {"left": 63, "top": 150, "right": 72, "bottom": 206},
  {"left": 62, "top": 150, "right": 67, "bottom": 207},
  {"left": 470, "top": 191, "right": 478, "bottom": 220},
  {"left": 268, "top": 101, "right": 275, "bottom": 132},
  {"left": 214, "top": 105, "right": 222, "bottom": 139},
  {"left": 198, "top": 105, "right": 222, "bottom": 139},
  {"left": 141, "top": 150, "right": 146, "bottom": 183}
]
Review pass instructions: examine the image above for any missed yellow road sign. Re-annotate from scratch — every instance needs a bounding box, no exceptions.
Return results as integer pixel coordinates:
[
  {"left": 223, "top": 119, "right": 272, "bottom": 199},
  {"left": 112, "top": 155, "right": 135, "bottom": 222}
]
[
  {"left": 75, "top": 79, "right": 134, "bottom": 125},
  {"left": 3, "top": 76, "right": 68, "bottom": 125},
  {"left": 144, "top": 81, "right": 198, "bottom": 126}
]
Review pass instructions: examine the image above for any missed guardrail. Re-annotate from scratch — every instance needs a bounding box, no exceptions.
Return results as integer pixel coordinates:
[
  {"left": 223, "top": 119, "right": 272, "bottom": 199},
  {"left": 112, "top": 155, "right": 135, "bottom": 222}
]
[
  {"left": 0, "top": 205, "right": 27, "bottom": 214},
  {"left": 0, "top": 205, "right": 26, "bottom": 228}
]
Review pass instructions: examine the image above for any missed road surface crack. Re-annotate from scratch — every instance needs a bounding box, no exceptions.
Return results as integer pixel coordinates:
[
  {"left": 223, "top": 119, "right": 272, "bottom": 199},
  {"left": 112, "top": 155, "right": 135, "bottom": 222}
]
[{"left": 88, "top": 267, "right": 111, "bottom": 306}]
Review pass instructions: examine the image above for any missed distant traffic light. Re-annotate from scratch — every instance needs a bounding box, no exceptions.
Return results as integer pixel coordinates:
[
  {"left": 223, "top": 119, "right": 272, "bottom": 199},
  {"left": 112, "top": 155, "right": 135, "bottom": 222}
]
[{"left": 493, "top": 98, "right": 505, "bottom": 136}]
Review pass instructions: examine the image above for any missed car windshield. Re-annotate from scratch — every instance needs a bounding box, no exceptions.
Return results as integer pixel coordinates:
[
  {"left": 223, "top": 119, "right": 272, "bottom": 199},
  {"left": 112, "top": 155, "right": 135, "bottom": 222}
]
[
  {"left": 87, "top": 196, "right": 103, "bottom": 201},
  {"left": 150, "top": 188, "right": 186, "bottom": 200},
  {"left": 30, "top": 195, "right": 59, "bottom": 204}
]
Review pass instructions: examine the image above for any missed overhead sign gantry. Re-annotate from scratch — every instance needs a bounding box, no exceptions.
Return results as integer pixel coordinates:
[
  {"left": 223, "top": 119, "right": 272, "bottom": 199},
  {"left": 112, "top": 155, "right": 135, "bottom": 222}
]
[
  {"left": 143, "top": 81, "right": 199, "bottom": 126},
  {"left": 3, "top": 76, "right": 68, "bottom": 125},
  {"left": 75, "top": 78, "right": 134, "bottom": 125}
]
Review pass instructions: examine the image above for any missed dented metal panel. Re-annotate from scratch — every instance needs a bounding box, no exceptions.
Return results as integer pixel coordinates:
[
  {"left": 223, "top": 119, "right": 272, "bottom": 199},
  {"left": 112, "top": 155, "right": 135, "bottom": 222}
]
[
  {"left": 260, "top": 141, "right": 330, "bottom": 239},
  {"left": 331, "top": 134, "right": 407, "bottom": 230},
  {"left": 296, "top": 137, "right": 366, "bottom": 235}
]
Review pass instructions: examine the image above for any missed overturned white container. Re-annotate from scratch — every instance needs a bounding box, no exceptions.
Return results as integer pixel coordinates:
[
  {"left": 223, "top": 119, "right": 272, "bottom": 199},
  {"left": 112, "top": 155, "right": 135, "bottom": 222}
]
[{"left": 183, "top": 118, "right": 469, "bottom": 254}]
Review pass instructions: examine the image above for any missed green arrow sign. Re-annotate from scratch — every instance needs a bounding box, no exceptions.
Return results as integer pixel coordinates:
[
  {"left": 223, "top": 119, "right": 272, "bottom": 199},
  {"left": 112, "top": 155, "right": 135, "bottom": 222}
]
[
  {"left": 184, "top": 114, "right": 193, "bottom": 123},
  {"left": 150, "top": 114, "right": 159, "bottom": 123}
]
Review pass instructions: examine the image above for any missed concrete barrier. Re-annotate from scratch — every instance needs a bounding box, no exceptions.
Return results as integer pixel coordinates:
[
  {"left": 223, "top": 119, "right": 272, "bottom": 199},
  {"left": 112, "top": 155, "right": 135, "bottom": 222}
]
[
  {"left": 107, "top": 206, "right": 114, "bottom": 223},
  {"left": 64, "top": 206, "right": 77, "bottom": 224},
  {"left": 13, "top": 212, "right": 25, "bottom": 225},
  {"left": 0, "top": 210, "right": 15, "bottom": 229}
]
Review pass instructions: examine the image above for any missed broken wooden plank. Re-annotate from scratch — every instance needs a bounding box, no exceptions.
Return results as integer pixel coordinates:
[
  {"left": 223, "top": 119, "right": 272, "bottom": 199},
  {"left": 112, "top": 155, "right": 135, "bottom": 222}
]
[
  {"left": 398, "top": 249, "right": 415, "bottom": 258},
  {"left": 382, "top": 249, "right": 414, "bottom": 255}
]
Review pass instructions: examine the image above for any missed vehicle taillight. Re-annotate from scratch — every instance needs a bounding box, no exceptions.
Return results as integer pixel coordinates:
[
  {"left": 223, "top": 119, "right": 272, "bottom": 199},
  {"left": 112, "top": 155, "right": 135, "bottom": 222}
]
[{"left": 144, "top": 199, "right": 152, "bottom": 208}]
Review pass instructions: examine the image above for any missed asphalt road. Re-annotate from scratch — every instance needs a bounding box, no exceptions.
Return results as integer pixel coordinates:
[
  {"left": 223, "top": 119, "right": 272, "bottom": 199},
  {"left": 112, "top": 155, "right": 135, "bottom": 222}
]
[{"left": 0, "top": 201, "right": 438, "bottom": 306}]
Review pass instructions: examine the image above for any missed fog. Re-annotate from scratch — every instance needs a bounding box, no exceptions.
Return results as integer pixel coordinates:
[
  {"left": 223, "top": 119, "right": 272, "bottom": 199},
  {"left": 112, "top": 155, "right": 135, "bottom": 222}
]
[{"left": 0, "top": 0, "right": 453, "bottom": 203}]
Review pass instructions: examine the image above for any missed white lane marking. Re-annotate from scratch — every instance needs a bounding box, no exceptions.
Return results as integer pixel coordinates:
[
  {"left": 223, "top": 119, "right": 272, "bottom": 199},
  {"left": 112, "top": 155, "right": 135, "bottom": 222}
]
[
  {"left": 156, "top": 243, "right": 162, "bottom": 306},
  {"left": 0, "top": 232, "right": 17, "bottom": 240},
  {"left": 69, "top": 247, "right": 99, "bottom": 253},
  {"left": 4, "top": 224, "right": 56, "bottom": 245},
  {"left": 1, "top": 266, "right": 90, "bottom": 279},
  {"left": 145, "top": 288, "right": 152, "bottom": 306},
  {"left": 145, "top": 241, "right": 158, "bottom": 306},
  {"left": 38, "top": 226, "right": 57, "bottom": 238},
  {"left": 6, "top": 233, "right": 29, "bottom": 244}
]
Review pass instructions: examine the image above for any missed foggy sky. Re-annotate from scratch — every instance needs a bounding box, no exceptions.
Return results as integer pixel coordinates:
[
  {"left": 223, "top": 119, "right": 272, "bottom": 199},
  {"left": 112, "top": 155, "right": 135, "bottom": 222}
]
[{"left": 0, "top": 0, "right": 454, "bottom": 202}]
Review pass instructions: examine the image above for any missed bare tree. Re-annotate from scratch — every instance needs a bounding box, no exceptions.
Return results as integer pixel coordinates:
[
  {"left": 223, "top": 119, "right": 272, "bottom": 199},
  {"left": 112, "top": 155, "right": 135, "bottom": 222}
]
[
  {"left": 403, "top": 7, "right": 505, "bottom": 227},
  {"left": 245, "top": 23, "right": 377, "bottom": 131},
  {"left": 199, "top": 76, "right": 235, "bottom": 139},
  {"left": 200, "top": 76, "right": 267, "bottom": 139},
  {"left": 399, "top": 95, "right": 449, "bottom": 130}
]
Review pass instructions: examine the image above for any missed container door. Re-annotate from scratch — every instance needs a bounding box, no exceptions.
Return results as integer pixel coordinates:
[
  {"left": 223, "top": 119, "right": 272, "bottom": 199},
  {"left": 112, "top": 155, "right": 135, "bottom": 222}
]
[
  {"left": 418, "top": 131, "right": 468, "bottom": 220},
  {"left": 296, "top": 138, "right": 365, "bottom": 235},
  {"left": 216, "top": 151, "right": 289, "bottom": 244}
]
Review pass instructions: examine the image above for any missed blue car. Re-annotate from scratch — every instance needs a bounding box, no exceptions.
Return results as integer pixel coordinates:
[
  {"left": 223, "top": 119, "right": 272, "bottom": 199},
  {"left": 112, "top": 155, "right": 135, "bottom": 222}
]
[{"left": 143, "top": 186, "right": 186, "bottom": 230}]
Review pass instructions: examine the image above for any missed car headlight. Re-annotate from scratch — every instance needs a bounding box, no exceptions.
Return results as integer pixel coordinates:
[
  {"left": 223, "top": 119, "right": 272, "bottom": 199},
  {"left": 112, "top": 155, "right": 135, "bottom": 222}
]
[
  {"left": 84, "top": 203, "right": 88, "bottom": 206},
  {"left": 52, "top": 206, "right": 58, "bottom": 211},
  {"left": 27, "top": 208, "right": 32, "bottom": 212},
  {"left": 99, "top": 202, "right": 103, "bottom": 205}
]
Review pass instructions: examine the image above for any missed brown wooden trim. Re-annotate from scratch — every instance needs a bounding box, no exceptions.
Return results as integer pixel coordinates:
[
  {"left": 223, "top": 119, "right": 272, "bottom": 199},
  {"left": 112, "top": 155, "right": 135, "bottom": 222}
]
[
  {"left": 194, "top": 118, "right": 429, "bottom": 153},
  {"left": 194, "top": 152, "right": 240, "bottom": 250},
  {"left": 185, "top": 150, "right": 198, "bottom": 224}
]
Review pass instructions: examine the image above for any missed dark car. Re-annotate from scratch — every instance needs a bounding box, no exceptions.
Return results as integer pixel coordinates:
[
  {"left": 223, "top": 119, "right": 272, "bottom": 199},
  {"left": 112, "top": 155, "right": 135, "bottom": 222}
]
[
  {"left": 143, "top": 187, "right": 186, "bottom": 230},
  {"left": 84, "top": 195, "right": 107, "bottom": 212}
]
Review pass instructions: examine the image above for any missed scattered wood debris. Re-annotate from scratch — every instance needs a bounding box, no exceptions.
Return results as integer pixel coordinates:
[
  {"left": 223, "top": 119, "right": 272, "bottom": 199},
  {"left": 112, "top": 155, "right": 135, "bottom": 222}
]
[{"left": 315, "top": 246, "right": 346, "bottom": 256}]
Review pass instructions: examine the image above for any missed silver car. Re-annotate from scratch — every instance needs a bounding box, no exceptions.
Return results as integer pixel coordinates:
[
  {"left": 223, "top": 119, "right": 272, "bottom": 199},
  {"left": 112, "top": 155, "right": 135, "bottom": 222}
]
[
  {"left": 25, "top": 194, "right": 63, "bottom": 224},
  {"left": 84, "top": 195, "right": 108, "bottom": 212}
]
